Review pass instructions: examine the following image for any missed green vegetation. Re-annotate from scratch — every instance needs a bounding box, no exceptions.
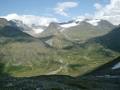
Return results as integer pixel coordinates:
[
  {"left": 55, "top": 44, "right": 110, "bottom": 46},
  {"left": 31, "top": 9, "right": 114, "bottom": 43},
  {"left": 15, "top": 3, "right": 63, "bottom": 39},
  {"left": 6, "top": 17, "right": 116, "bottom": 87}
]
[
  {"left": 0, "top": 18, "right": 119, "bottom": 78},
  {"left": 0, "top": 18, "right": 120, "bottom": 90},
  {"left": 63, "top": 21, "right": 114, "bottom": 42},
  {"left": 0, "top": 39, "right": 119, "bottom": 77}
]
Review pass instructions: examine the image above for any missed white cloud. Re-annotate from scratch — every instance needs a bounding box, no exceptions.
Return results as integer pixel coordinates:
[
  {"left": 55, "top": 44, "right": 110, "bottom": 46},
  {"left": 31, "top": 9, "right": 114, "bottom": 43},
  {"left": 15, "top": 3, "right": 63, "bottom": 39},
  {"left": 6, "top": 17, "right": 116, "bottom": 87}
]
[
  {"left": 54, "top": 2, "right": 78, "bottom": 16},
  {"left": 94, "top": 0, "right": 120, "bottom": 25},
  {"left": 1, "top": 13, "right": 58, "bottom": 26},
  {"left": 94, "top": 3, "right": 102, "bottom": 10},
  {"left": 1, "top": 0, "right": 120, "bottom": 26}
]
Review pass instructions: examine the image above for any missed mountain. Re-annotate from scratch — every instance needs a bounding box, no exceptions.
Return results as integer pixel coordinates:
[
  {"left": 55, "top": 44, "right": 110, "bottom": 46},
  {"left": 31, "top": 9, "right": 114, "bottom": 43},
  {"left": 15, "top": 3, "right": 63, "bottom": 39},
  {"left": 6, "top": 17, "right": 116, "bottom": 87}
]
[
  {"left": 96, "top": 20, "right": 115, "bottom": 30},
  {"left": 61, "top": 19, "right": 115, "bottom": 42},
  {"left": 92, "top": 25, "right": 120, "bottom": 52},
  {"left": 39, "top": 22, "right": 74, "bottom": 48},
  {"left": 0, "top": 18, "right": 11, "bottom": 27},
  {"left": 36, "top": 19, "right": 115, "bottom": 49},
  {"left": 31, "top": 24, "right": 47, "bottom": 35},
  {"left": 0, "top": 18, "right": 119, "bottom": 78},
  {"left": 9, "top": 20, "right": 47, "bottom": 37},
  {"left": 62, "top": 21, "right": 97, "bottom": 42},
  {"left": 0, "top": 18, "right": 35, "bottom": 44},
  {"left": 9, "top": 20, "right": 33, "bottom": 34},
  {"left": 0, "top": 18, "right": 54, "bottom": 77},
  {"left": 40, "top": 22, "right": 61, "bottom": 37},
  {"left": 59, "top": 20, "right": 79, "bottom": 28},
  {"left": 7, "top": 18, "right": 115, "bottom": 42},
  {"left": 0, "top": 18, "right": 120, "bottom": 90}
]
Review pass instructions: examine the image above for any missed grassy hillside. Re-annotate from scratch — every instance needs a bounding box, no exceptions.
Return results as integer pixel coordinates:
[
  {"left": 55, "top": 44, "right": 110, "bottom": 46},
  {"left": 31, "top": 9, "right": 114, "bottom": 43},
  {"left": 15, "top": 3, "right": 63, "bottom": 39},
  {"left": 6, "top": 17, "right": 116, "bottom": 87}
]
[
  {"left": 63, "top": 21, "right": 114, "bottom": 42},
  {"left": 0, "top": 40, "right": 119, "bottom": 77},
  {"left": 0, "top": 18, "right": 119, "bottom": 78}
]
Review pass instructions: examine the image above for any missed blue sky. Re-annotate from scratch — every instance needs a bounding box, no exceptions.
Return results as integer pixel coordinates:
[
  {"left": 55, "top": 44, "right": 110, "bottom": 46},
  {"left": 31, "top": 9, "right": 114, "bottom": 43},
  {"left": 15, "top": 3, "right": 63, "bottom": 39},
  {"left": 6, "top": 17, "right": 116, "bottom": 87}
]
[
  {"left": 0, "top": 0, "right": 109, "bottom": 19},
  {"left": 1, "top": 0, "right": 120, "bottom": 26}
]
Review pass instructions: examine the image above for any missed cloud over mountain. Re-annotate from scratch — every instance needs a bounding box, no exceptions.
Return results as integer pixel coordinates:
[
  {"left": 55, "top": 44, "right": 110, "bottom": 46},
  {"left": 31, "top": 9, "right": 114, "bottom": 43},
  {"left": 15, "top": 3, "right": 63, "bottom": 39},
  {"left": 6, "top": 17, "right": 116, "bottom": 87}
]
[
  {"left": 1, "top": 0, "right": 120, "bottom": 26},
  {"left": 1, "top": 13, "right": 58, "bottom": 26},
  {"left": 54, "top": 1, "right": 78, "bottom": 16},
  {"left": 94, "top": 0, "right": 120, "bottom": 25}
]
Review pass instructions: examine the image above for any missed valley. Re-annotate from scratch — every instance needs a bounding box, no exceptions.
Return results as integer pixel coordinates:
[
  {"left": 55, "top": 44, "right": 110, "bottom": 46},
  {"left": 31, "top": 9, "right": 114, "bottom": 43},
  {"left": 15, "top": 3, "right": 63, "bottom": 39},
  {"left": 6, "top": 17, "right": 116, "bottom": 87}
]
[{"left": 0, "top": 18, "right": 120, "bottom": 90}]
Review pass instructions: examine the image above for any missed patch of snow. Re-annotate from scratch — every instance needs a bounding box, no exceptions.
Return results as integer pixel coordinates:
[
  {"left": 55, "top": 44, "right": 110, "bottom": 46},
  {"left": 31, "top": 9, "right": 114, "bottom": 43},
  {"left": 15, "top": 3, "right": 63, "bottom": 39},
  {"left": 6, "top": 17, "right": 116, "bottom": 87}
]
[
  {"left": 60, "top": 28, "right": 65, "bottom": 32},
  {"left": 75, "top": 18, "right": 85, "bottom": 22},
  {"left": 60, "top": 22, "right": 78, "bottom": 28},
  {"left": 87, "top": 19, "right": 101, "bottom": 26},
  {"left": 57, "top": 27, "right": 62, "bottom": 30},
  {"left": 74, "top": 16, "right": 86, "bottom": 22},
  {"left": 45, "top": 39, "right": 53, "bottom": 46},
  {"left": 112, "top": 62, "right": 120, "bottom": 70},
  {"left": 32, "top": 28, "right": 44, "bottom": 34},
  {"left": 60, "top": 19, "right": 101, "bottom": 28}
]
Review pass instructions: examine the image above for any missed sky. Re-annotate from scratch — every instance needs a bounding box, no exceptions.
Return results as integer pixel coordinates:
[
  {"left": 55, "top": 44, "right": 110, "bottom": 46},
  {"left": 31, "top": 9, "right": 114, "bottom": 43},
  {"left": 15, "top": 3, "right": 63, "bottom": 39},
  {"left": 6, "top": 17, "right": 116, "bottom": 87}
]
[
  {"left": 0, "top": 0, "right": 109, "bottom": 16},
  {"left": 0, "top": 0, "right": 120, "bottom": 26}
]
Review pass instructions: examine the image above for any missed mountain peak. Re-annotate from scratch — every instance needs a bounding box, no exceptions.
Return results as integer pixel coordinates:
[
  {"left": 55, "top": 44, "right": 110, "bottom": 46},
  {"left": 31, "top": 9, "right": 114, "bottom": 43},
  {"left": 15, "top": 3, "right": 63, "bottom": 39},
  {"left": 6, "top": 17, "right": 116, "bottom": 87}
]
[
  {"left": 48, "top": 22, "right": 60, "bottom": 28},
  {"left": 39, "top": 22, "right": 61, "bottom": 37},
  {"left": 0, "top": 18, "right": 10, "bottom": 27},
  {"left": 98, "top": 20, "right": 114, "bottom": 27},
  {"left": 86, "top": 19, "right": 101, "bottom": 26}
]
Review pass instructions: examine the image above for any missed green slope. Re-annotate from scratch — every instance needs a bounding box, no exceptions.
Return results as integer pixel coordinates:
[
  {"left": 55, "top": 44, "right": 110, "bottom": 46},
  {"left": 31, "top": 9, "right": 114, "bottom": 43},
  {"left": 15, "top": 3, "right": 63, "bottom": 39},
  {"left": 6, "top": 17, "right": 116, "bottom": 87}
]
[
  {"left": 0, "top": 19, "right": 119, "bottom": 78},
  {"left": 63, "top": 21, "right": 115, "bottom": 42}
]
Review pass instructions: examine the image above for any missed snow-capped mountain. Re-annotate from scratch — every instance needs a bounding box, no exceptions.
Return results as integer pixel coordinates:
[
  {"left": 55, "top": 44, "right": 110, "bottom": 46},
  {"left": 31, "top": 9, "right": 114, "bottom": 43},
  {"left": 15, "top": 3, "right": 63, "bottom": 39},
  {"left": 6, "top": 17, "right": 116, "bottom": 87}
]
[
  {"left": 0, "top": 18, "right": 120, "bottom": 87},
  {"left": 5, "top": 17, "right": 115, "bottom": 40},
  {"left": 86, "top": 19, "right": 101, "bottom": 26},
  {"left": 59, "top": 20, "right": 79, "bottom": 28},
  {"left": 31, "top": 24, "right": 46, "bottom": 34},
  {"left": 0, "top": 18, "right": 11, "bottom": 27},
  {"left": 9, "top": 20, "right": 47, "bottom": 37},
  {"left": 59, "top": 18, "right": 113, "bottom": 28}
]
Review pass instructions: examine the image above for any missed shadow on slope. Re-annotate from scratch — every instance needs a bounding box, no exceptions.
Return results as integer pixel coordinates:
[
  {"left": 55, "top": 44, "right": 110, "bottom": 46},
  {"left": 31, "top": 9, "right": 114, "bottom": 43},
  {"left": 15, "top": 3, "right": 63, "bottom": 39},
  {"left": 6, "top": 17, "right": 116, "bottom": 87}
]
[
  {"left": 0, "top": 26, "right": 35, "bottom": 44},
  {"left": 93, "top": 26, "right": 120, "bottom": 52},
  {"left": 0, "top": 63, "right": 9, "bottom": 77},
  {"left": 0, "top": 57, "right": 120, "bottom": 90},
  {"left": 83, "top": 56, "right": 120, "bottom": 76}
]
